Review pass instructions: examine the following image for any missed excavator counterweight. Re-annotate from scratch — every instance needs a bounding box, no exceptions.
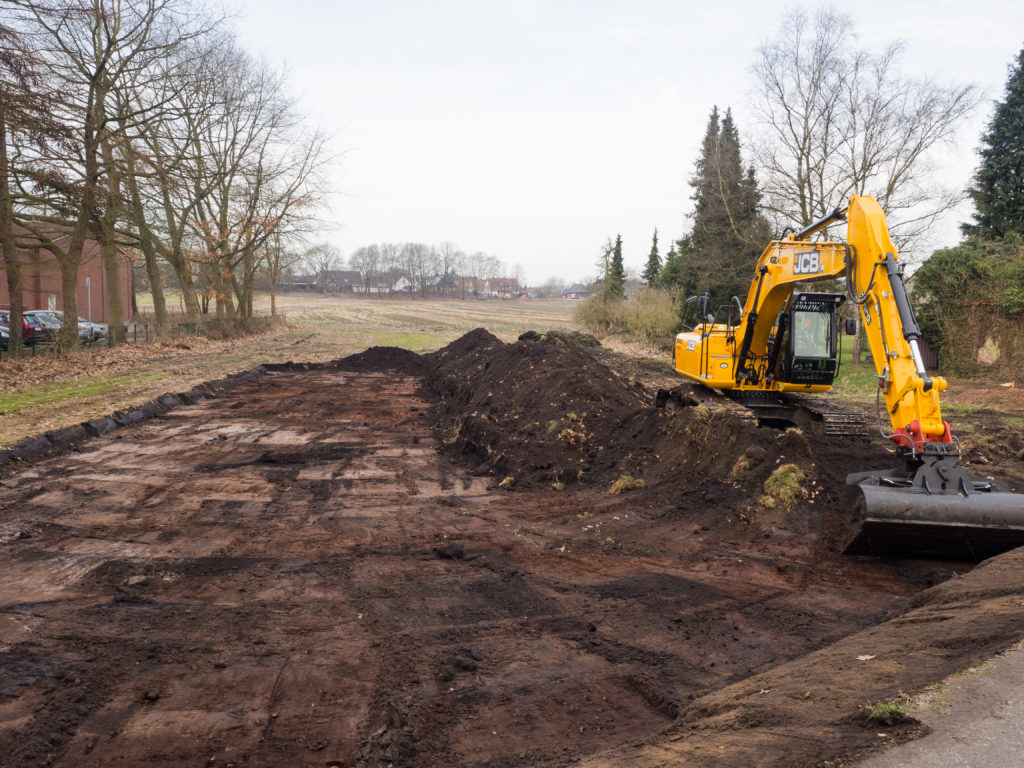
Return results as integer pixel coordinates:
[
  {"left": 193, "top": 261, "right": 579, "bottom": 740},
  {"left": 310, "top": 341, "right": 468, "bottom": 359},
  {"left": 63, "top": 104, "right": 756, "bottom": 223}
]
[{"left": 672, "top": 195, "right": 1024, "bottom": 561}]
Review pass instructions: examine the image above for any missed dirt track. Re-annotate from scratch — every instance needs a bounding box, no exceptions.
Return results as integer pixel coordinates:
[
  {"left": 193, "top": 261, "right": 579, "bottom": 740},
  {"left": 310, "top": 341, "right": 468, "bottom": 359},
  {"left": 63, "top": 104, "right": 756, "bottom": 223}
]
[{"left": 2, "top": 333, "right": 1024, "bottom": 767}]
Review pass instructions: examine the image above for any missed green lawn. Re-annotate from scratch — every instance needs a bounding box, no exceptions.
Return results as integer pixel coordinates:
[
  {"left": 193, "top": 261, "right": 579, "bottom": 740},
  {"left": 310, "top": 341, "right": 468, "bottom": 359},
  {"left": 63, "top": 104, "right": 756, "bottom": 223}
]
[
  {"left": 831, "top": 343, "right": 879, "bottom": 401},
  {"left": 0, "top": 371, "right": 171, "bottom": 416}
]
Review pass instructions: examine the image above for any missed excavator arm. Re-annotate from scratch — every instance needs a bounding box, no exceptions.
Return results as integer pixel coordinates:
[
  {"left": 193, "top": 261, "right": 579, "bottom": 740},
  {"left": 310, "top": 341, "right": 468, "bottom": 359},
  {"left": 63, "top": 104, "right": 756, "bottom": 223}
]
[{"left": 844, "top": 196, "right": 949, "bottom": 454}]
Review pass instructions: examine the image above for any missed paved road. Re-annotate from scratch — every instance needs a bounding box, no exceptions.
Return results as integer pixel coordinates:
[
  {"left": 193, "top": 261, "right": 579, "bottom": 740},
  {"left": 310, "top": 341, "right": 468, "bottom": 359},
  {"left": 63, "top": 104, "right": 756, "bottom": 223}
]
[{"left": 860, "top": 640, "right": 1024, "bottom": 768}]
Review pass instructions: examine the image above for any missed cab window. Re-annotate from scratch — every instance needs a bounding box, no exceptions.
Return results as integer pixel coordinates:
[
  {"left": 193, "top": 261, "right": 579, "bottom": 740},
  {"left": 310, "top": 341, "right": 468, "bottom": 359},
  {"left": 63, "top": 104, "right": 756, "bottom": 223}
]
[{"left": 792, "top": 310, "right": 831, "bottom": 358}]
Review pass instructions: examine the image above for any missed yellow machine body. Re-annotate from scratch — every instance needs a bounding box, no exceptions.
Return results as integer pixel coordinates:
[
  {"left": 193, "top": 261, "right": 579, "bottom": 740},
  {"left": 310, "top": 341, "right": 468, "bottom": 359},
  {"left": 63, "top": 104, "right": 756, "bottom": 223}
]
[
  {"left": 671, "top": 195, "right": 1024, "bottom": 560},
  {"left": 673, "top": 196, "right": 945, "bottom": 440}
]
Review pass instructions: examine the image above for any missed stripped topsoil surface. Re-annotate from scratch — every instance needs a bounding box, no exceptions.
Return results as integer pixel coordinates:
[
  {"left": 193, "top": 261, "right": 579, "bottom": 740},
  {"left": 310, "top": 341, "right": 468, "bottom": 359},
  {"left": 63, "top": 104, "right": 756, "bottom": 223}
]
[{"left": 1, "top": 329, "right": 1023, "bottom": 767}]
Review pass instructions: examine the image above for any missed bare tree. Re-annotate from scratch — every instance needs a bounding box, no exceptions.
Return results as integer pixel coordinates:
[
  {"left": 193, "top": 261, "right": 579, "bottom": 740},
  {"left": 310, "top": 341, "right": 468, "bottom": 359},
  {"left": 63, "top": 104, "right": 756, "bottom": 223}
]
[
  {"left": 379, "top": 241, "right": 402, "bottom": 293},
  {"left": 751, "top": 8, "right": 980, "bottom": 251},
  {"left": 511, "top": 262, "right": 525, "bottom": 291},
  {"left": 0, "top": 15, "right": 69, "bottom": 353},
  {"left": 349, "top": 244, "right": 380, "bottom": 293},
  {"left": 264, "top": 229, "right": 303, "bottom": 315},
  {"left": 304, "top": 241, "right": 341, "bottom": 294},
  {"left": 15, "top": 0, "right": 206, "bottom": 346},
  {"left": 435, "top": 240, "right": 461, "bottom": 296},
  {"left": 540, "top": 276, "right": 566, "bottom": 298},
  {"left": 401, "top": 242, "right": 432, "bottom": 297}
]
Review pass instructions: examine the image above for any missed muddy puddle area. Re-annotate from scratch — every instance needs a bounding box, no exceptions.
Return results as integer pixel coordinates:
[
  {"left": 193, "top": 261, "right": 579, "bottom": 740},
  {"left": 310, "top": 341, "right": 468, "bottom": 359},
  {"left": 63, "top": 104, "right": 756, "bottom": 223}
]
[{"left": 2, "top": 330, "right": 1024, "bottom": 767}]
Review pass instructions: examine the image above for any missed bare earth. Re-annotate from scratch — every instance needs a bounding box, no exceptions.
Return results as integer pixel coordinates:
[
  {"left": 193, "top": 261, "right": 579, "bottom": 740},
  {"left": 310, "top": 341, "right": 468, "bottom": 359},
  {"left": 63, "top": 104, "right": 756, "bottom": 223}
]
[{"left": 1, "top": 328, "right": 1023, "bottom": 767}]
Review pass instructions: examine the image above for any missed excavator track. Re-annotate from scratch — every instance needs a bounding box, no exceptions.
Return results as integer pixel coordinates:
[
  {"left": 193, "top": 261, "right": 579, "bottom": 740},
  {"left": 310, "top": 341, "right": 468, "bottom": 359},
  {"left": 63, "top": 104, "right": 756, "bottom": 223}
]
[
  {"left": 783, "top": 393, "right": 868, "bottom": 437},
  {"left": 656, "top": 384, "right": 866, "bottom": 437}
]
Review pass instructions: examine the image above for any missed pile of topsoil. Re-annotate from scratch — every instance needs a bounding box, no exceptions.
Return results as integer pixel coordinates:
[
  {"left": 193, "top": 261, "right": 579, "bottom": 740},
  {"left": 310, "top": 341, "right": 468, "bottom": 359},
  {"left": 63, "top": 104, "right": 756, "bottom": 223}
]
[{"left": 343, "top": 329, "right": 895, "bottom": 535}]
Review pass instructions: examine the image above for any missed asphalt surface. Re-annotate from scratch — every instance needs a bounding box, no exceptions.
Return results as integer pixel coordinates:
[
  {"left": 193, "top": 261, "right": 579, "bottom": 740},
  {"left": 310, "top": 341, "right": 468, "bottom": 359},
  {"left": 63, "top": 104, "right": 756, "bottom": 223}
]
[{"left": 860, "top": 640, "right": 1024, "bottom": 768}]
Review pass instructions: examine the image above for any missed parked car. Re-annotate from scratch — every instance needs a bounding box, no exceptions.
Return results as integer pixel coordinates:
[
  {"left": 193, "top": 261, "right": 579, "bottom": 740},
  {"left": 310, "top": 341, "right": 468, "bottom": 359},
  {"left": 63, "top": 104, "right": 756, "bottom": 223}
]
[
  {"left": 23, "top": 310, "right": 62, "bottom": 341},
  {"left": 0, "top": 324, "right": 8, "bottom": 351},
  {"left": 0, "top": 311, "right": 47, "bottom": 345},
  {"left": 44, "top": 310, "right": 105, "bottom": 342}
]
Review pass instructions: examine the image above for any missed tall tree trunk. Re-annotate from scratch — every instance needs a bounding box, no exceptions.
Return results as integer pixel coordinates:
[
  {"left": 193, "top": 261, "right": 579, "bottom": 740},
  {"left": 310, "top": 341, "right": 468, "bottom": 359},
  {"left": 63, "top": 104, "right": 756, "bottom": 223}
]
[
  {"left": 234, "top": 245, "right": 256, "bottom": 319},
  {"left": 142, "top": 241, "right": 167, "bottom": 329},
  {"left": 164, "top": 247, "right": 201, "bottom": 322},
  {"left": 268, "top": 234, "right": 279, "bottom": 316},
  {"left": 99, "top": 135, "right": 126, "bottom": 344},
  {"left": 0, "top": 113, "right": 24, "bottom": 354},
  {"left": 101, "top": 236, "right": 126, "bottom": 343},
  {"left": 125, "top": 153, "right": 168, "bottom": 331},
  {"left": 214, "top": 262, "right": 235, "bottom": 319},
  {"left": 158, "top": 186, "right": 201, "bottom": 322},
  {"left": 55, "top": 204, "right": 89, "bottom": 350},
  {"left": 851, "top": 313, "right": 863, "bottom": 365}
]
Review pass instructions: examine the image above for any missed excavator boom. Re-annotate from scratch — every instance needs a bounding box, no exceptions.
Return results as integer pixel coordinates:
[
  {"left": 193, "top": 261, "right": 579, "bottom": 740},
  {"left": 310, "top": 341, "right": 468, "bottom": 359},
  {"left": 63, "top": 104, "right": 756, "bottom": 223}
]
[{"left": 672, "top": 195, "right": 1024, "bottom": 560}]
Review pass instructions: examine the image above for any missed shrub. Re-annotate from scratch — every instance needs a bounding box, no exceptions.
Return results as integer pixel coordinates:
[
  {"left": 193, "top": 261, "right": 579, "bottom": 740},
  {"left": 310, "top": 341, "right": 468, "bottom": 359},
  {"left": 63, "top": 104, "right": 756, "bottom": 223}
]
[
  {"left": 574, "top": 287, "right": 680, "bottom": 345},
  {"left": 621, "top": 288, "right": 681, "bottom": 343},
  {"left": 573, "top": 294, "right": 625, "bottom": 337},
  {"left": 914, "top": 235, "right": 1024, "bottom": 377}
]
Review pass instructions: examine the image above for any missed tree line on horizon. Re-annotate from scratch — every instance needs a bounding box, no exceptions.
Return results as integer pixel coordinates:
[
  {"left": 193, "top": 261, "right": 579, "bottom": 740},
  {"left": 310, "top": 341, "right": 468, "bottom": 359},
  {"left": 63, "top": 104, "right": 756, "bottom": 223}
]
[{"left": 288, "top": 240, "right": 525, "bottom": 299}]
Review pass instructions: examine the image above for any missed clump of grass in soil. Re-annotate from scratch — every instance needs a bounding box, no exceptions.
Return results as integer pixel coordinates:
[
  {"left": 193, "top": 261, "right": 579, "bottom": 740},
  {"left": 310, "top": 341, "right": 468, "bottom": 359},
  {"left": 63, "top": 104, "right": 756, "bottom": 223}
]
[
  {"left": 865, "top": 698, "right": 918, "bottom": 726},
  {"left": 761, "top": 463, "right": 806, "bottom": 509},
  {"left": 608, "top": 475, "right": 645, "bottom": 495},
  {"left": 731, "top": 452, "right": 752, "bottom": 477}
]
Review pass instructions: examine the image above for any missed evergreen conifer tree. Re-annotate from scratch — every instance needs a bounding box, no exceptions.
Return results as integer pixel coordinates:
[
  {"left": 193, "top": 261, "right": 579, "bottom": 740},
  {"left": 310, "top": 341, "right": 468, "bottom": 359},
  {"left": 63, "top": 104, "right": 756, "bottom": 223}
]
[
  {"left": 642, "top": 228, "right": 661, "bottom": 285},
  {"left": 608, "top": 233, "right": 626, "bottom": 298},
  {"left": 963, "top": 47, "right": 1024, "bottom": 239},
  {"left": 669, "top": 106, "right": 770, "bottom": 322},
  {"left": 656, "top": 246, "right": 683, "bottom": 289}
]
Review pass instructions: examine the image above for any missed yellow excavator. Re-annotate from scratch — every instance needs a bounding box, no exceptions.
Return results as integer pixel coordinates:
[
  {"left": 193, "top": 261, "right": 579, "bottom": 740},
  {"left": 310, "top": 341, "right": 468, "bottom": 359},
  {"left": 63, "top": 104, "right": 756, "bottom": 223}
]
[{"left": 673, "top": 194, "right": 1024, "bottom": 560}]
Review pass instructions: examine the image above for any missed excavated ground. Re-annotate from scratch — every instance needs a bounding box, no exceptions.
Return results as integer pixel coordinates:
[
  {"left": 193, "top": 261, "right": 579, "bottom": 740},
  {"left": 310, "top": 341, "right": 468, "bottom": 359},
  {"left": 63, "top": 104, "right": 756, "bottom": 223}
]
[{"left": 1, "top": 330, "right": 1023, "bottom": 767}]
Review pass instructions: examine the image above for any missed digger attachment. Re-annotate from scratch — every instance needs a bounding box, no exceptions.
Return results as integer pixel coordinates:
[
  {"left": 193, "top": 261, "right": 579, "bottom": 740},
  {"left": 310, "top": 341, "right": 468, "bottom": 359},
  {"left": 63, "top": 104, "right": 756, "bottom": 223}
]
[{"left": 844, "top": 453, "right": 1024, "bottom": 560}]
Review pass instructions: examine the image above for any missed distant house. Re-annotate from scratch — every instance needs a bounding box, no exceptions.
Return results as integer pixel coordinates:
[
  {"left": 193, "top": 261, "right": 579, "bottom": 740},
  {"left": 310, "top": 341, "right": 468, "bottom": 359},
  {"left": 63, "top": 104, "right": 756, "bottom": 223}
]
[
  {"left": 278, "top": 274, "right": 317, "bottom": 292},
  {"left": 0, "top": 232, "right": 132, "bottom": 323},
  {"left": 323, "top": 270, "right": 362, "bottom": 292},
  {"left": 485, "top": 277, "right": 519, "bottom": 298},
  {"left": 426, "top": 274, "right": 457, "bottom": 296},
  {"left": 562, "top": 283, "right": 589, "bottom": 300}
]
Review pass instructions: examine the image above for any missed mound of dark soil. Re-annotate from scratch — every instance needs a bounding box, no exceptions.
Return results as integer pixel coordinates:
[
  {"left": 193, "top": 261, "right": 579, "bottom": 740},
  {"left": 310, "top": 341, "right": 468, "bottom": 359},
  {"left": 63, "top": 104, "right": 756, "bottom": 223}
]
[
  {"left": 422, "top": 329, "right": 898, "bottom": 543},
  {"left": 426, "top": 329, "right": 650, "bottom": 488},
  {"left": 334, "top": 345, "right": 426, "bottom": 375}
]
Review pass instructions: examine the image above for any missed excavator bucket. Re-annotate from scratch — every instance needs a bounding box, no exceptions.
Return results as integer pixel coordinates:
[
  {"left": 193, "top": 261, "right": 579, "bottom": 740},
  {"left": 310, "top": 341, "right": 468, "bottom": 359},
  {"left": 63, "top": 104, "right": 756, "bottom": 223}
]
[{"left": 843, "top": 458, "right": 1024, "bottom": 560}]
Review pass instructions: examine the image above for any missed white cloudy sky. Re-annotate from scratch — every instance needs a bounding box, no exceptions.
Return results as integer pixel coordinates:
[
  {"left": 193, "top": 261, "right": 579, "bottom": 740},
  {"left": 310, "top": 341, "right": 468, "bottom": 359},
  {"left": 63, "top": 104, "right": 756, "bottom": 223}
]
[{"left": 234, "top": 1, "right": 1024, "bottom": 284}]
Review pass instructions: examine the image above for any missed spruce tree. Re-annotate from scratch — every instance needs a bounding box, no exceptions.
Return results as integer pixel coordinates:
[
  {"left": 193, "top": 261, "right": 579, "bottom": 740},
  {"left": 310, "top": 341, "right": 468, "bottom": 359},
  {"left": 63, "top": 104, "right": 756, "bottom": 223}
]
[
  {"left": 656, "top": 246, "right": 684, "bottom": 289},
  {"left": 672, "top": 106, "right": 770, "bottom": 322},
  {"left": 608, "top": 233, "right": 626, "bottom": 298},
  {"left": 963, "top": 46, "right": 1024, "bottom": 239},
  {"left": 642, "top": 228, "right": 661, "bottom": 285}
]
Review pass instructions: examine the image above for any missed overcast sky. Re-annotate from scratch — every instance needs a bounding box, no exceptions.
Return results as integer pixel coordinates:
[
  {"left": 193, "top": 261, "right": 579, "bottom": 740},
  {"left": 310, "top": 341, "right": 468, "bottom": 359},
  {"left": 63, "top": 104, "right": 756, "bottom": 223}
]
[{"left": 234, "top": 1, "right": 1024, "bottom": 285}]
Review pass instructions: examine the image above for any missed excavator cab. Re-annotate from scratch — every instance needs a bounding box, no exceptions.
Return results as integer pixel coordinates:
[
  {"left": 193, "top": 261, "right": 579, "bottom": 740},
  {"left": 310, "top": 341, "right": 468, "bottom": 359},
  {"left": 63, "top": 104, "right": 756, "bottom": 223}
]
[{"left": 770, "top": 292, "right": 846, "bottom": 387}]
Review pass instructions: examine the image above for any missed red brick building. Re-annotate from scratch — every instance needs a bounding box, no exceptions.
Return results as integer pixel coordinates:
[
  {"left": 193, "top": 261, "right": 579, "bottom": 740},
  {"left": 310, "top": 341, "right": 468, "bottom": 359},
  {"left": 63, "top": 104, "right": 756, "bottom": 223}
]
[{"left": 0, "top": 234, "right": 133, "bottom": 323}]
